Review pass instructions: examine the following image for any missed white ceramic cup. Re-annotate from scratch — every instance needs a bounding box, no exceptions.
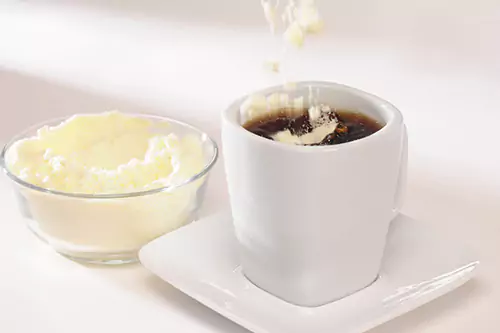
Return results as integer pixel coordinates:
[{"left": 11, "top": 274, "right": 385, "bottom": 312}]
[{"left": 222, "top": 81, "right": 407, "bottom": 307}]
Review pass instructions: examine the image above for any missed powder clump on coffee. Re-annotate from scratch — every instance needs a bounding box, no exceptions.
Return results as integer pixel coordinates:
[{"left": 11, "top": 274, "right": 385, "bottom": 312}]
[
  {"left": 271, "top": 105, "right": 338, "bottom": 145},
  {"left": 243, "top": 102, "right": 384, "bottom": 146}
]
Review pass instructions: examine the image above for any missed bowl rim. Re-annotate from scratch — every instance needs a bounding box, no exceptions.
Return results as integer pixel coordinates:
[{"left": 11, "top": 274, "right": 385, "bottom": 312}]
[{"left": 0, "top": 112, "right": 218, "bottom": 199}]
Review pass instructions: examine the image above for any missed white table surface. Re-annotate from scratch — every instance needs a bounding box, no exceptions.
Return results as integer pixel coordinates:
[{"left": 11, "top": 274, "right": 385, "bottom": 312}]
[{"left": 0, "top": 1, "right": 499, "bottom": 332}]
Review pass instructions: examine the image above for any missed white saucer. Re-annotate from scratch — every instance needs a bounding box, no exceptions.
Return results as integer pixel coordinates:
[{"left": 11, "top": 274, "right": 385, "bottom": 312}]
[{"left": 139, "top": 213, "right": 478, "bottom": 333}]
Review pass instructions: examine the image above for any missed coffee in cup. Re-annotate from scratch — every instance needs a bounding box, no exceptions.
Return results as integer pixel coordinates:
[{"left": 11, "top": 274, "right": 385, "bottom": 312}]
[{"left": 243, "top": 106, "right": 383, "bottom": 146}]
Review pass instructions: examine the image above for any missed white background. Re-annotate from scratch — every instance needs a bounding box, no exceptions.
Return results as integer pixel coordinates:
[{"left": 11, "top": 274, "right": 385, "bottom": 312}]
[{"left": 0, "top": 0, "right": 499, "bottom": 332}]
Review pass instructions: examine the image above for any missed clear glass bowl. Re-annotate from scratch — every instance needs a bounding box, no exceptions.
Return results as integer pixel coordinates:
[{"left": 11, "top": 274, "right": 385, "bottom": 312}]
[{"left": 1, "top": 114, "right": 218, "bottom": 264}]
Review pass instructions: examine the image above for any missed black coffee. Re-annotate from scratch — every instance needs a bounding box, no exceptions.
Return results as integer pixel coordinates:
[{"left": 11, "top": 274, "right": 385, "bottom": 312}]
[{"left": 243, "top": 107, "right": 384, "bottom": 145}]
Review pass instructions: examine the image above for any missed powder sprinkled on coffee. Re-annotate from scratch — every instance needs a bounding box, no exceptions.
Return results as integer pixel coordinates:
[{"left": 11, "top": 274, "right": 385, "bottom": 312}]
[{"left": 244, "top": 106, "right": 384, "bottom": 146}]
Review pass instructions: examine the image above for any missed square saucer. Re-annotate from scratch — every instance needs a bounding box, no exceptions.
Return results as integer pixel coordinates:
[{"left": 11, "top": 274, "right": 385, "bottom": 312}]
[{"left": 139, "top": 213, "right": 478, "bottom": 333}]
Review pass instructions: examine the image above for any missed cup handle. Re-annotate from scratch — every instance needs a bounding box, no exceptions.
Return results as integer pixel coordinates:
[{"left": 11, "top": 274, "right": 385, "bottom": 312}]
[{"left": 393, "top": 125, "right": 408, "bottom": 217}]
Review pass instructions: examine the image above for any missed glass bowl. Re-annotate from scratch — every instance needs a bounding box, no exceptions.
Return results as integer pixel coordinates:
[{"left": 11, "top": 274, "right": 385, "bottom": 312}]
[{"left": 1, "top": 114, "right": 218, "bottom": 264}]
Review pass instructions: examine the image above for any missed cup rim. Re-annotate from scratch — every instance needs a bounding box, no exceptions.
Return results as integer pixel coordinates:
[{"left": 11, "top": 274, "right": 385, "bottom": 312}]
[
  {"left": 223, "top": 81, "right": 403, "bottom": 152},
  {"left": 1, "top": 113, "right": 219, "bottom": 199}
]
